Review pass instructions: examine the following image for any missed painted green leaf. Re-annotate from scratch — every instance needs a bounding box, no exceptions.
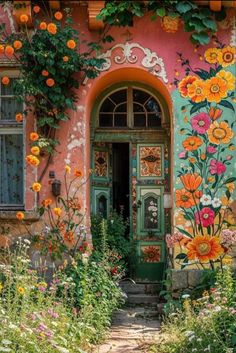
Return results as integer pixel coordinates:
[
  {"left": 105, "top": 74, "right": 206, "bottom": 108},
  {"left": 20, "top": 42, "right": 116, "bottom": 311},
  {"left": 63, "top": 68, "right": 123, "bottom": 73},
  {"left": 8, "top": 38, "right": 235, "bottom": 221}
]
[
  {"left": 190, "top": 101, "right": 207, "bottom": 114},
  {"left": 183, "top": 212, "right": 194, "bottom": 221},
  {"left": 223, "top": 177, "right": 236, "bottom": 184},
  {"left": 176, "top": 2, "right": 193, "bottom": 14},
  {"left": 219, "top": 100, "right": 235, "bottom": 112},
  {"left": 202, "top": 17, "right": 217, "bottom": 31},
  {"left": 156, "top": 7, "right": 166, "bottom": 17},
  {"left": 191, "top": 31, "right": 210, "bottom": 45},
  {"left": 176, "top": 227, "right": 193, "bottom": 238},
  {"left": 175, "top": 253, "right": 187, "bottom": 260},
  {"left": 189, "top": 18, "right": 206, "bottom": 32},
  {"left": 193, "top": 69, "right": 210, "bottom": 80}
]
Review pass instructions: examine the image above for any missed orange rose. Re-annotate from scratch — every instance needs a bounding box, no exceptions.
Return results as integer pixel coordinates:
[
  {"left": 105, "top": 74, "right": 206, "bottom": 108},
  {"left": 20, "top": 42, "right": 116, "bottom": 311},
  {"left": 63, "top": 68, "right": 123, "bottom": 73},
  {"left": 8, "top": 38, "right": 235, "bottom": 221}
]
[
  {"left": 47, "top": 23, "right": 57, "bottom": 35},
  {"left": 25, "top": 155, "right": 40, "bottom": 167},
  {"left": 32, "top": 182, "right": 41, "bottom": 192},
  {"left": 1, "top": 76, "right": 10, "bottom": 85},
  {"left": 42, "top": 198, "right": 52, "bottom": 207},
  {"left": 46, "top": 78, "right": 55, "bottom": 87},
  {"left": 15, "top": 113, "right": 23, "bottom": 122},
  {"left": 33, "top": 5, "right": 40, "bottom": 13},
  {"left": 31, "top": 146, "right": 40, "bottom": 156},
  {"left": 54, "top": 11, "right": 63, "bottom": 20},
  {"left": 39, "top": 22, "right": 47, "bottom": 30},
  {"left": 16, "top": 211, "right": 25, "bottom": 221},
  {"left": 53, "top": 207, "right": 62, "bottom": 216},
  {"left": 5, "top": 45, "right": 14, "bottom": 56},
  {"left": 20, "top": 14, "right": 29, "bottom": 23},
  {"left": 67, "top": 39, "right": 76, "bottom": 49},
  {"left": 13, "top": 40, "right": 22, "bottom": 50},
  {"left": 30, "top": 132, "right": 39, "bottom": 141},
  {"left": 63, "top": 56, "right": 69, "bottom": 62}
]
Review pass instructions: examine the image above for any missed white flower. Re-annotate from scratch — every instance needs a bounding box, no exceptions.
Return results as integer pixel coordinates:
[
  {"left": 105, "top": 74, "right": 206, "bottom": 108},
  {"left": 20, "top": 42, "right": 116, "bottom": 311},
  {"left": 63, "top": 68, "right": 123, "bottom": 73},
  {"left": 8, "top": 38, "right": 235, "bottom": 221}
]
[
  {"left": 214, "top": 305, "right": 222, "bottom": 312},
  {"left": 212, "top": 197, "right": 222, "bottom": 208},
  {"left": 200, "top": 194, "right": 212, "bottom": 206},
  {"left": 182, "top": 294, "right": 190, "bottom": 299}
]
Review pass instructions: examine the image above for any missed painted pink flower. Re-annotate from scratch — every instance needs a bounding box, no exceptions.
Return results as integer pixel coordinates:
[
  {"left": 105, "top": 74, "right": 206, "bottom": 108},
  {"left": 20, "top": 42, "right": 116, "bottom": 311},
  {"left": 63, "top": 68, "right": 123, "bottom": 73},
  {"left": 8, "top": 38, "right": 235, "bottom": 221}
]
[
  {"left": 226, "top": 155, "right": 233, "bottom": 160},
  {"left": 195, "top": 207, "right": 215, "bottom": 227},
  {"left": 207, "top": 146, "right": 217, "bottom": 154},
  {"left": 209, "top": 159, "right": 226, "bottom": 175},
  {"left": 191, "top": 112, "right": 211, "bottom": 134},
  {"left": 178, "top": 151, "right": 187, "bottom": 159}
]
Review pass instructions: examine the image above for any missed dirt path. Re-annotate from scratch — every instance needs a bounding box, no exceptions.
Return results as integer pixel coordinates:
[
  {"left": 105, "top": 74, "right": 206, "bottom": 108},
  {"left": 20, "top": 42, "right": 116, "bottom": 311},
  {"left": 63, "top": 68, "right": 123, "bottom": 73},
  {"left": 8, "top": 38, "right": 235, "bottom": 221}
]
[{"left": 93, "top": 306, "right": 161, "bottom": 353}]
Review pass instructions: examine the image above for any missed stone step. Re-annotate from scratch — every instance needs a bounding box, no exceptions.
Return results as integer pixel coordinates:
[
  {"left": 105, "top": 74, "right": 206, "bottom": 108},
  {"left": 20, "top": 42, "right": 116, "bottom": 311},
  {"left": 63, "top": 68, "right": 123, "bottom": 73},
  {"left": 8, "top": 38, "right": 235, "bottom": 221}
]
[
  {"left": 126, "top": 294, "right": 159, "bottom": 305},
  {"left": 119, "top": 281, "right": 161, "bottom": 295}
]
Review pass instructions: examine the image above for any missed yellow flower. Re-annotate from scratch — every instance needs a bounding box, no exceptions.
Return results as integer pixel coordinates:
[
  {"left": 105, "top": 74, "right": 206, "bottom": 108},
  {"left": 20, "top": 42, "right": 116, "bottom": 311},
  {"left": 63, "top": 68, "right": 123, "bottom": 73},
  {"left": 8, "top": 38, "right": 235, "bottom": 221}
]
[
  {"left": 25, "top": 155, "right": 40, "bottom": 167},
  {"left": 65, "top": 165, "right": 71, "bottom": 173},
  {"left": 204, "top": 76, "right": 227, "bottom": 103},
  {"left": 204, "top": 48, "right": 220, "bottom": 64},
  {"left": 229, "top": 145, "right": 235, "bottom": 151},
  {"left": 208, "top": 176, "right": 215, "bottom": 183},
  {"left": 218, "top": 46, "right": 236, "bottom": 67},
  {"left": 216, "top": 70, "right": 235, "bottom": 91},
  {"left": 32, "top": 182, "right": 41, "bottom": 192},
  {"left": 222, "top": 256, "right": 232, "bottom": 265},
  {"left": 31, "top": 146, "right": 40, "bottom": 156},
  {"left": 16, "top": 211, "right": 25, "bottom": 221},
  {"left": 53, "top": 207, "right": 62, "bottom": 216},
  {"left": 207, "top": 121, "right": 234, "bottom": 145},
  {"left": 187, "top": 79, "right": 206, "bottom": 103},
  {"left": 0, "top": 283, "right": 3, "bottom": 292},
  {"left": 226, "top": 182, "right": 235, "bottom": 194},
  {"left": 17, "top": 286, "right": 25, "bottom": 295}
]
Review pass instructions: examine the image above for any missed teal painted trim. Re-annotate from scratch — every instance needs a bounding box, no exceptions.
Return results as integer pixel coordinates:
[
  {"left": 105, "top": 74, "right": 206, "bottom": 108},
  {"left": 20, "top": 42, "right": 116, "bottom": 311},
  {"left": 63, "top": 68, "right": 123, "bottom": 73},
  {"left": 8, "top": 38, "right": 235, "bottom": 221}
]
[
  {"left": 91, "top": 186, "right": 110, "bottom": 218},
  {"left": 91, "top": 145, "right": 110, "bottom": 182},
  {"left": 137, "top": 143, "right": 165, "bottom": 180}
]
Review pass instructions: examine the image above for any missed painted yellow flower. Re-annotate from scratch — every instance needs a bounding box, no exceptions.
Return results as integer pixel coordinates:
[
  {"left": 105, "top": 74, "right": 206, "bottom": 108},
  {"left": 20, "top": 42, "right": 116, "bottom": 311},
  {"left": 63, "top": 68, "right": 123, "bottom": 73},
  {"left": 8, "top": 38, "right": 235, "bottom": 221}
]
[
  {"left": 178, "top": 76, "right": 198, "bottom": 98},
  {"left": 207, "top": 121, "right": 234, "bottom": 145},
  {"left": 218, "top": 46, "right": 236, "bottom": 67},
  {"left": 65, "top": 165, "right": 71, "bottom": 173},
  {"left": 226, "top": 182, "right": 235, "bottom": 194},
  {"left": 204, "top": 76, "right": 227, "bottom": 103},
  {"left": 187, "top": 79, "right": 206, "bottom": 103},
  {"left": 204, "top": 48, "right": 220, "bottom": 64},
  {"left": 17, "top": 286, "right": 25, "bottom": 295},
  {"left": 216, "top": 70, "right": 235, "bottom": 91}
]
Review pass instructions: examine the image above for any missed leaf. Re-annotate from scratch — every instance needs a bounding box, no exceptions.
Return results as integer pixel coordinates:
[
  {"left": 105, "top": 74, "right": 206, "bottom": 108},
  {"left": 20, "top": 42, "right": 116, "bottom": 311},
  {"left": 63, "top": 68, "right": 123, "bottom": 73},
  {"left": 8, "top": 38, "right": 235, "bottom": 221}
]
[
  {"left": 219, "top": 100, "right": 235, "bottom": 112},
  {"left": 191, "top": 31, "right": 210, "bottom": 45},
  {"left": 202, "top": 17, "right": 217, "bottom": 31},
  {"left": 190, "top": 100, "right": 207, "bottom": 114},
  {"left": 156, "top": 7, "right": 166, "bottom": 17},
  {"left": 189, "top": 18, "right": 207, "bottom": 32},
  {"left": 223, "top": 177, "right": 236, "bottom": 184},
  {"left": 176, "top": 227, "right": 192, "bottom": 238},
  {"left": 226, "top": 190, "right": 231, "bottom": 199},
  {"left": 176, "top": 2, "right": 193, "bottom": 14},
  {"left": 175, "top": 253, "right": 187, "bottom": 260},
  {"left": 193, "top": 69, "right": 210, "bottom": 80},
  {"left": 183, "top": 212, "right": 194, "bottom": 221}
]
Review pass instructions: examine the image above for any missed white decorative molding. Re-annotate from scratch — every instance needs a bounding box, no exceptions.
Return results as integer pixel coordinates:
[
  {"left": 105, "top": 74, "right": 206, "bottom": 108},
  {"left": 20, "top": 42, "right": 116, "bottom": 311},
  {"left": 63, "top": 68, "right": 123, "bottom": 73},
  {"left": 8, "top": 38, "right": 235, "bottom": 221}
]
[{"left": 83, "top": 42, "right": 168, "bottom": 84}]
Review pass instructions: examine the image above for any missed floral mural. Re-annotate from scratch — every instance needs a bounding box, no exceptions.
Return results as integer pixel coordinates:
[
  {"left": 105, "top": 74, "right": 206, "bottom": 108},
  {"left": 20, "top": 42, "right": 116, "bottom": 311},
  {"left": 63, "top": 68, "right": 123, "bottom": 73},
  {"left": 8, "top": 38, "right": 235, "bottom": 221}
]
[{"left": 168, "top": 44, "right": 236, "bottom": 268}]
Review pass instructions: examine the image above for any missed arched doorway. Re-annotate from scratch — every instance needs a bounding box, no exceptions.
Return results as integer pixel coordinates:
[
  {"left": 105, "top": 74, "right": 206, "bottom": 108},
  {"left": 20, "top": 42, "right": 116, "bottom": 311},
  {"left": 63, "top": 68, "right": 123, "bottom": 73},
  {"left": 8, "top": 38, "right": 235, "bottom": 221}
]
[{"left": 90, "top": 82, "right": 171, "bottom": 282}]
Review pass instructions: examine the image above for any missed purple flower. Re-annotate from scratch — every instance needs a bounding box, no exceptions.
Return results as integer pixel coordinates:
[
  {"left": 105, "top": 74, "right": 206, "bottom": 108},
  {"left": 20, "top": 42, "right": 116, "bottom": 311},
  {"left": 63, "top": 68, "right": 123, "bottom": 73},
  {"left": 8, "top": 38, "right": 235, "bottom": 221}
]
[
  {"left": 178, "top": 151, "right": 187, "bottom": 159},
  {"left": 207, "top": 146, "right": 217, "bottom": 154},
  {"left": 191, "top": 112, "right": 211, "bottom": 134},
  {"left": 209, "top": 159, "right": 226, "bottom": 175}
]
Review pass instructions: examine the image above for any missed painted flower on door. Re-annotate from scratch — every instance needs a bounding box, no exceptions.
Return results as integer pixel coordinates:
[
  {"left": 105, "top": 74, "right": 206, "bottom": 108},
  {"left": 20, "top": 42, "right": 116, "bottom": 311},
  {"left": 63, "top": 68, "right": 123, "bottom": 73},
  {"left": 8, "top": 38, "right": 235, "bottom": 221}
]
[
  {"left": 94, "top": 151, "right": 108, "bottom": 178},
  {"left": 140, "top": 146, "right": 162, "bottom": 177},
  {"left": 169, "top": 44, "right": 236, "bottom": 268},
  {"left": 141, "top": 245, "right": 161, "bottom": 263}
]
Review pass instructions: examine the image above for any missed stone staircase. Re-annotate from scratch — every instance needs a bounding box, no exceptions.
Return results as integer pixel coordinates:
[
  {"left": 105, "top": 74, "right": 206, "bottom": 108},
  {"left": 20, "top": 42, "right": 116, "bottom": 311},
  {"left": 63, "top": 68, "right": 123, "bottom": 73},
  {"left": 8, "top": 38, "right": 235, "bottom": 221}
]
[{"left": 119, "top": 280, "right": 162, "bottom": 306}]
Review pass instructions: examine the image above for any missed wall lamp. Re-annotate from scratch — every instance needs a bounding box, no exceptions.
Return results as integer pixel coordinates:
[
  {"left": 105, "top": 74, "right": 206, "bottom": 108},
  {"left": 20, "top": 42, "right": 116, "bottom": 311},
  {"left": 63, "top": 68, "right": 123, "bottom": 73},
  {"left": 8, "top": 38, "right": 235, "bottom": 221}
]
[{"left": 49, "top": 171, "right": 61, "bottom": 197}]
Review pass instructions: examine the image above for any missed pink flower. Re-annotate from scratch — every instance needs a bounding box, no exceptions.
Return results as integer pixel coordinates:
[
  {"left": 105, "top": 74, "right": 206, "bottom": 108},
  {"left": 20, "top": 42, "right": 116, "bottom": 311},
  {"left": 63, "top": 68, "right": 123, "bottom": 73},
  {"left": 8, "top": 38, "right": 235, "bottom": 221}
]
[
  {"left": 165, "top": 231, "right": 184, "bottom": 248},
  {"left": 226, "top": 155, "right": 233, "bottom": 160},
  {"left": 221, "top": 229, "right": 236, "bottom": 247},
  {"left": 178, "top": 151, "right": 187, "bottom": 159},
  {"left": 209, "top": 159, "right": 226, "bottom": 175},
  {"left": 195, "top": 207, "right": 215, "bottom": 227},
  {"left": 191, "top": 112, "right": 211, "bottom": 134},
  {"left": 207, "top": 146, "right": 217, "bottom": 154}
]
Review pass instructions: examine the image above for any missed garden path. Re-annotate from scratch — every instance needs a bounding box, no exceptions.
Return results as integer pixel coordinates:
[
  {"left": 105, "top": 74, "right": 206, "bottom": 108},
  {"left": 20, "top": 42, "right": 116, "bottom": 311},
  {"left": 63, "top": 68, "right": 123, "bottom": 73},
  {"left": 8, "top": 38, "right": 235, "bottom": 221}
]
[{"left": 93, "top": 306, "right": 161, "bottom": 353}]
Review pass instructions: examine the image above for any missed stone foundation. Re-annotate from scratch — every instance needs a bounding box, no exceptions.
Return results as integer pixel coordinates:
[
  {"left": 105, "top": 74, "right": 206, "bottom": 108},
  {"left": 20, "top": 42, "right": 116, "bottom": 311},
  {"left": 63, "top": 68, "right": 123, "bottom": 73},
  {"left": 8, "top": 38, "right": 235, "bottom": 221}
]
[{"left": 170, "top": 269, "right": 203, "bottom": 298}]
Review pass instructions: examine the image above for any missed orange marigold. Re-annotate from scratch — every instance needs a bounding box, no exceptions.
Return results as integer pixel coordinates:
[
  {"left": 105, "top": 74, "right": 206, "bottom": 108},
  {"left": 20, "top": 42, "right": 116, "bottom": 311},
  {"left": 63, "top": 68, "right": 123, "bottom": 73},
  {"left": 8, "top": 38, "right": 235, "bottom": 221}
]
[
  {"left": 218, "top": 46, "right": 236, "bottom": 67},
  {"left": 31, "top": 146, "right": 40, "bottom": 156},
  {"left": 1, "top": 76, "right": 10, "bottom": 85},
  {"left": 54, "top": 11, "right": 63, "bottom": 20},
  {"left": 47, "top": 23, "right": 57, "bottom": 35},
  {"left": 30, "top": 132, "right": 39, "bottom": 141},
  {"left": 33, "top": 5, "right": 40, "bottom": 13},
  {"left": 5, "top": 45, "right": 14, "bottom": 56},
  {"left": 42, "top": 198, "right": 52, "bottom": 207},
  {"left": 20, "top": 14, "right": 29, "bottom": 23},
  {"left": 187, "top": 79, "right": 206, "bottom": 103},
  {"left": 204, "top": 76, "right": 227, "bottom": 103},
  {"left": 182, "top": 136, "right": 203, "bottom": 151},
  {"left": 178, "top": 76, "right": 197, "bottom": 98},
  {"left": 187, "top": 235, "right": 223, "bottom": 262},
  {"left": 46, "top": 78, "right": 55, "bottom": 87},
  {"left": 32, "top": 182, "right": 41, "bottom": 192},
  {"left": 25, "top": 155, "right": 40, "bottom": 167},
  {"left": 42, "top": 70, "right": 49, "bottom": 77},
  {"left": 204, "top": 48, "right": 220, "bottom": 64},
  {"left": 16, "top": 211, "right": 25, "bottom": 220},
  {"left": 15, "top": 113, "right": 23, "bottom": 122},
  {"left": 39, "top": 22, "right": 47, "bottom": 30},
  {"left": 67, "top": 39, "right": 76, "bottom": 49},
  {"left": 63, "top": 56, "right": 69, "bottom": 62},
  {"left": 13, "top": 40, "right": 22, "bottom": 50},
  {"left": 175, "top": 189, "right": 195, "bottom": 208},
  {"left": 180, "top": 173, "right": 202, "bottom": 192}
]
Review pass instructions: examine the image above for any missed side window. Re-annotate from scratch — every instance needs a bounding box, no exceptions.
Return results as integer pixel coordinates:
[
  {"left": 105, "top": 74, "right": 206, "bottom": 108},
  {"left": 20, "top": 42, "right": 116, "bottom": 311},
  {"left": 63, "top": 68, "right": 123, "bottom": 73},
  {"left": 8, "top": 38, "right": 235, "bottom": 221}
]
[{"left": 0, "top": 77, "right": 24, "bottom": 208}]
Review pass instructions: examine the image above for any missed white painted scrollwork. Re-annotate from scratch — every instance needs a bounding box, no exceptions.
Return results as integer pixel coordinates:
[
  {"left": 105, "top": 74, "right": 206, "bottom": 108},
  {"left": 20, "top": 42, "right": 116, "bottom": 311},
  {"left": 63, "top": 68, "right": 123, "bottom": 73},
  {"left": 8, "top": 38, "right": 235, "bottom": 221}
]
[{"left": 94, "top": 42, "right": 168, "bottom": 83}]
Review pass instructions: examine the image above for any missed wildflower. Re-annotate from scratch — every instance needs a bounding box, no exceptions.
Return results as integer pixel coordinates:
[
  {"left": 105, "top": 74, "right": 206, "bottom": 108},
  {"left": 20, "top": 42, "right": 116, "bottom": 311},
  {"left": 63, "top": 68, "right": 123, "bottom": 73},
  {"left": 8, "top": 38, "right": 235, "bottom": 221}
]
[
  {"left": 47, "top": 23, "right": 57, "bottom": 35},
  {"left": 16, "top": 211, "right": 24, "bottom": 220},
  {"left": 20, "top": 14, "right": 29, "bottom": 23},
  {"left": 63, "top": 56, "right": 69, "bottom": 62},
  {"left": 74, "top": 169, "right": 83, "bottom": 177},
  {"left": 42, "top": 198, "right": 52, "bottom": 207},
  {"left": 15, "top": 113, "right": 23, "bottom": 122},
  {"left": 37, "top": 281, "right": 47, "bottom": 292},
  {"left": 39, "top": 22, "right": 47, "bottom": 30},
  {"left": 41, "top": 70, "right": 49, "bottom": 76},
  {"left": 32, "top": 182, "right": 41, "bottom": 192},
  {"left": 31, "top": 146, "right": 40, "bottom": 156},
  {"left": 67, "top": 39, "right": 76, "bottom": 49},
  {"left": 13, "top": 40, "right": 22, "bottom": 50},
  {"left": 54, "top": 11, "right": 63, "bottom": 20},
  {"left": 65, "top": 165, "right": 71, "bottom": 173},
  {"left": 30, "top": 132, "right": 39, "bottom": 141},
  {"left": 53, "top": 207, "right": 62, "bottom": 217},
  {"left": 46, "top": 78, "right": 55, "bottom": 87},
  {"left": 1, "top": 76, "right": 10, "bottom": 85},
  {"left": 33, "top": 5, "right": 40, "bottom": 13},
  {"left": 17, "top": 286, "right": 25, "bottom": 295}
]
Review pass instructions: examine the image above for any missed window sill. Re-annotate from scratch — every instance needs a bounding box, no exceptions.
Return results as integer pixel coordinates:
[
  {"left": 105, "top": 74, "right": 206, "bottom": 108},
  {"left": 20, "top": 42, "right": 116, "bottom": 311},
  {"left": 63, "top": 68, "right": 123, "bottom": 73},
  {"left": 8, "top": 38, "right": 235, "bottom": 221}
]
[{"left": 0, "top": 210, "right": 40, "bottom": 222}]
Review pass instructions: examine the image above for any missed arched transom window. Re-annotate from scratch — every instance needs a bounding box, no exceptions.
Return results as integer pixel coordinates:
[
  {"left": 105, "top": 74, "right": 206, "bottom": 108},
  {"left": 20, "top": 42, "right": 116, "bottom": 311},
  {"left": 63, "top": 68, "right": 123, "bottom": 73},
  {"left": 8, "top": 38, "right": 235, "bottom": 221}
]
[{"left": 98, "top": 87, "right": 162, "bottom": 129}]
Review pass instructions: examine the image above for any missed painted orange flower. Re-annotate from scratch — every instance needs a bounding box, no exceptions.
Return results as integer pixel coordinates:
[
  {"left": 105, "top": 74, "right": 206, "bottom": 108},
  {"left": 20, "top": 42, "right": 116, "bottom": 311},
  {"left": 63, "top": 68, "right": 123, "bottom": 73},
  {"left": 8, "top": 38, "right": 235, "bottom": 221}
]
[
  {"left": 1, "top": 76, "right": 10, "bottom": 85},
  {"left": 207, "top": 121, "right": 234, "bottom": 145},
  {"left": 187, "top": 79, "right": 206, "bottom": 103},
  {"left": 30, "top": 132, "right": 39, "bottom": 141},
  {"left": 178, "top": 76, "right": 198, "bottom": 98},
  {"left": 176, "top": 189, "right": 195, "bottom": 208},
  {"left": 42, "top": 198, "right": 52, "bottom": 207},
  {"left": 208, "top": 107, "right": 223, "bottom": 121},
  {"left": 53, "top": 207, "right": 62, "bottom": 217},
  {"left": 182, "top": 136, "right": 203, "bottom": 151},
  {"left": 16, "top": 211, "right": 25, "bottom": 221},
  {"left": 187, "top": 235, "right": 223, "bottom": 262},
  {"left": 13, "top": 40, "right": 22, "bottom": 50},
  {"left": 180, "top": 173, "right": 202, "bottom": 192},
  {"left": 67, "top": 39, "right": 76, "bottom": 49},
  {"left": 42, "top": 70, "right": 49, "bottom": 77},
  {"left": 54, "top": 11, "right": 63, "bottom": 20},
  {"left": 32, "top": 182, "right": 41, "bottom": 192},
  {"left": 216, "top": 70, "right": 235, "bottom": 91},
  {"left": 46, "top": 78, "right": 55, "bottom": 87},
  {"left": 39, "top": 22, "right": 47, "bottom": 30},
  {"left": 31, "top": 146, "right": 40, "bottom": 156},
  {"left": 20, "top": 14, "right": 29, "bottom": 23},
  {"left": 25, "top": 155, "right": 40, "bottom": 167},
  {"left": 15, "top": 113, "right": 23, "bottom": 122},
  {"left": 47, "top": 23, "right": 57, "bottom": 35},
  {"left": 74, "top": 169, "right": 83, "bottom": 177},
  {"left": 63, "top": 56, "right": 69, "bottom": 62},
  {"left": 218, "top": 46, "right": 236, "bottom": 67},
  {"left": 204, "top": 76, "right": 227, "bottom": 103},
  {"left": 5, "top": 45, "right": 14, "bottom": 56},
  {"left": 204, "top": 48, "right": 220, "bottom": 64},
  {"left": 33, "top": 5, "right": 40, "bottom": 13}
]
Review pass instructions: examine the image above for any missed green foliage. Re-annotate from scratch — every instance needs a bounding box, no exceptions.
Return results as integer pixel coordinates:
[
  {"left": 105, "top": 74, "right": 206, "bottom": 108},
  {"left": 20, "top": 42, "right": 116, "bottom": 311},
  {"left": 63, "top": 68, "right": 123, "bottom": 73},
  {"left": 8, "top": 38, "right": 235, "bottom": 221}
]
[{"left": 99, "top": 0, "right": 226, "bottom": 45}]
